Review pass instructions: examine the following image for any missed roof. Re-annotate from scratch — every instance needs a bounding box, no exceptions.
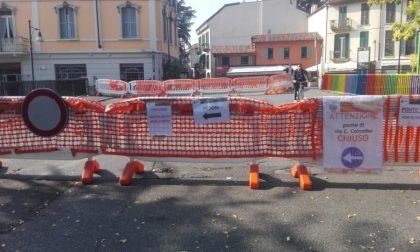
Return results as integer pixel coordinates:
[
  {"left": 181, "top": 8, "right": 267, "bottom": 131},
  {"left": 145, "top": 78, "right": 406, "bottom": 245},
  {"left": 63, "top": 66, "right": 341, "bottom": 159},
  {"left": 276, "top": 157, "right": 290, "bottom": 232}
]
[
  {"left": 251, "top": 32, "right": 323, "bottom": 43},
  {"left": 328, "top": 0, "right": 365, "bottom": 5},
  {"left": 212, "top": 45, "right": 254, "bottom": 55},
  {"left": 226, "top": 65, "right": 286, "bottom": 77},
  {"left": 196, "top": 2, "right": 240, "bottom": 32}
]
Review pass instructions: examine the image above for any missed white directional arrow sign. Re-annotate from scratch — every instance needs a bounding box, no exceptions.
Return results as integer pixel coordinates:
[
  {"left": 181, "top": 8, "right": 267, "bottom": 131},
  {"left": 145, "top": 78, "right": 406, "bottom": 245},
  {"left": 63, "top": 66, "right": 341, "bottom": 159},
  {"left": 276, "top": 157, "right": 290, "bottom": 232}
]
[{"left": 193, "top": 98, "right": 230, "bottom": 125}]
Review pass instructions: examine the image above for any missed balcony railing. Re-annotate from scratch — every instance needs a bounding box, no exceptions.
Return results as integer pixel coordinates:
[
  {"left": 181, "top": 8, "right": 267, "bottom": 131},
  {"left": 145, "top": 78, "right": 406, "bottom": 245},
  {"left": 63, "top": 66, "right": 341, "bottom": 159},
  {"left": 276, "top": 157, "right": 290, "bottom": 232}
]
[
  {"left": 0, "top": 37, "right": 29, "bottom": 55},
  {"left": 330, "top": 18, "right": 354, "bottom": 33},
  {"left": 330, "top": 50, "right": 351, "bottom": 63}
]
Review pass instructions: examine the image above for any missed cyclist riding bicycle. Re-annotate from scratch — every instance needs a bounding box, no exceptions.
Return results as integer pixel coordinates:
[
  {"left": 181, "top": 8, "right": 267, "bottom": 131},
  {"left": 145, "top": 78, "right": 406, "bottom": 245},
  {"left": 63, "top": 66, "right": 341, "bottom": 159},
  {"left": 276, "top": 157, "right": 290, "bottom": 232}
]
[{"left": 292, "top": 64, "right": 308, "bottom": 101}]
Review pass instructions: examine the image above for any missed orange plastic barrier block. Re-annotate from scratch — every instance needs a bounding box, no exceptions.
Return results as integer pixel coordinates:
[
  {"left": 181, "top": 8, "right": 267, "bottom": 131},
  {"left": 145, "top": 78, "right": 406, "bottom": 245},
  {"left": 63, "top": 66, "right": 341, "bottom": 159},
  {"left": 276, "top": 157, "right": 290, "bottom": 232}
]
[
  {"left": 81, "top": 160, "right": 95, "bottom": 185},
  {"left": 92, "top": 160, "right": 100, "bottom": 174},
  {"left": 133, "top": 161, "right": 145, "bottom": 174},
  {"left": 290, "top": 164, "right": 312, "bottom": 190},
  {"left": 249, "top": 164, "right": 260, "bottom": 189},
  {"left": 119, "top": 162, "right": 136, "bottom": 186},
  {"left": 291, "top": 164, "right": 299, "bottom": 178}
]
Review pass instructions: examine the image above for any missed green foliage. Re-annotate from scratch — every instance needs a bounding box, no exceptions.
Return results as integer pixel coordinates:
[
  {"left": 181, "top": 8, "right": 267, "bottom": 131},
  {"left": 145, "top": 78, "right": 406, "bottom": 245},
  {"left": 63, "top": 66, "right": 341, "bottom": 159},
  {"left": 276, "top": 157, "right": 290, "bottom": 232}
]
[
  {"left": 177, "top": 0, "right": 196, "bottom": 48},
  {"left": 410, "top": 54, "right": 417, "bottom": 72},
  {"left": 368, "top": 0, "right": 419, "bottom": 41},
  {"left": 163, "top": 58, "right": 183, "bottom": 80},
  {"left": 177, "top": 0, "right": 196, "bottom": 76}
]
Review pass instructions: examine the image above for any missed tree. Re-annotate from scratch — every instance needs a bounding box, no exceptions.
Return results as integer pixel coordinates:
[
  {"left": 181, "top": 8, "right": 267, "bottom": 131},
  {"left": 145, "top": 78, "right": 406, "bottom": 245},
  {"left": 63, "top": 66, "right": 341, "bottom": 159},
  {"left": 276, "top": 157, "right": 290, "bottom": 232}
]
[
  {"left": 177, "top": 0, "right": 196, "bottom": 48},
  {"left": 295, "top": 0, "right": 327, "bottom": 12},
  {"left": 177, "top": 0, "right": 196, "bottom": 77},
  {"left": 368, "top": 0, "right": 420, "bottom": 41}
]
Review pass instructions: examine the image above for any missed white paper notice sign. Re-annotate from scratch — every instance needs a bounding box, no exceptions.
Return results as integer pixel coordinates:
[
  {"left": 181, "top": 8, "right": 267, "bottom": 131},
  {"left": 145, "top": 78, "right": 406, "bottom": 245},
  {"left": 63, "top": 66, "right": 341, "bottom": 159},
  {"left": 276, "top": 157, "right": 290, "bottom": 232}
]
[
  {"left": 193, "top": 98, "right": 230, "bottom": 125},
  {"left": 399, "top": 97, "right": 420, "bottom": 126},
  {"left": 146, "top": 101, "right": 172, "bottom": 136},
  {"left": 323, "top": 96, "right": 384, "bottom": 172}
]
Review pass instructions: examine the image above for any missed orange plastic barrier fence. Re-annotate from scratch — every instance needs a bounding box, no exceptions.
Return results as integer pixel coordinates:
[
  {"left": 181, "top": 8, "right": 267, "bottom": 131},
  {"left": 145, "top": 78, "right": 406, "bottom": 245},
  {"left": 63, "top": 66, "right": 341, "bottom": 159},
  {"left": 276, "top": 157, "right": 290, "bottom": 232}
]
[
  {"left": 265, "top": 74, "right": 293, "bottom": 95},
  {"left": 2, "top": 95, "right": 420, "bottom": 163},
  {"left": 128, "top": 80, "right": 166, "bottom": 97},
  {"left": 232, "top": 76, "right": 270, "bottom": 94},
  {"left": 95, "top": 79, "right": 129, "bottom": 97},
  {"left": 1, "top": 95, "right": 420, "bottom": 188},
  {"left": 163, "top": 79, "right": 196, "bottom": 96},
  {"left": 197, "top": 78, "right": 232, "bottom": 95}
]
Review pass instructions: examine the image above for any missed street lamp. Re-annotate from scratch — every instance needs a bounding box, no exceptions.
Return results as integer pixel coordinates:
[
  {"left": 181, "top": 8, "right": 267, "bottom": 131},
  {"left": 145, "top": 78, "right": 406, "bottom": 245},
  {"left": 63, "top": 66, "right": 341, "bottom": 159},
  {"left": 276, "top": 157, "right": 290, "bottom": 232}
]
[{"left": 28, "top": 20, "right": 43, "bottom": 90}]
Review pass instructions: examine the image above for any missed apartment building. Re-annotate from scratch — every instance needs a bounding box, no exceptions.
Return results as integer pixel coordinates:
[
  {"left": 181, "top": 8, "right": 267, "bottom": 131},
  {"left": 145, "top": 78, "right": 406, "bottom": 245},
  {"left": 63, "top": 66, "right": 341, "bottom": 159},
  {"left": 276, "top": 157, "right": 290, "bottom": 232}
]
[
  {"left": 0, "top": 0, "right": 179, "bottom": 88},
  {"left": 309, "top": 0, "right": 413, "bottom": 73},
  {"left": 196, "top": 0, "right": 308, "bottom": 77}
]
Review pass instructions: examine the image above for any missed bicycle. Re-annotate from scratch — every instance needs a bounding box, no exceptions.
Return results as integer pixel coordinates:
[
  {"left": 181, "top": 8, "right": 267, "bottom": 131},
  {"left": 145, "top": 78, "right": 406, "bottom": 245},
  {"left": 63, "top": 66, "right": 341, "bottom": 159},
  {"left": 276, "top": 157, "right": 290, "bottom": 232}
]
[{"left": 294, "top": 81, "right": 307, "bottom": 101}]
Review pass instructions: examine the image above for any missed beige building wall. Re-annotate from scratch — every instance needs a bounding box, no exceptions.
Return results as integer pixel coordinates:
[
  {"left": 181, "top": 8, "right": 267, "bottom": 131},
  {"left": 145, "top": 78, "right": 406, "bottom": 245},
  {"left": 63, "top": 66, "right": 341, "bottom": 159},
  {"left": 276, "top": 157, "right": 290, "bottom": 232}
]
[{"left": 0, "top": 0, "right": 180, "bottom": 82}]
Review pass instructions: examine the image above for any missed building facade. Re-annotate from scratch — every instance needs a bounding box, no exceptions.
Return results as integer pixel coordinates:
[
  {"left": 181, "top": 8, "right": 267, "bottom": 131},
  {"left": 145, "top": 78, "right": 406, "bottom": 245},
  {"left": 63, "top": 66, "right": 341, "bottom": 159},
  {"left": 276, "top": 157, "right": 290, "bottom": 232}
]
[
  {"left": 212, "top": 45, "right": 255, "bottom": 77},
  {"left": 252, "top": 32, "right": 322, "bottom": 69},
  {"left": 308, "top": 0, "right": 413, "bottom": 73},
  {"left": 0, "top": 0, "right": 179, "bottom": 88},
  {"left": 196, "top": 0, "right": 309, "bottom": 78}
]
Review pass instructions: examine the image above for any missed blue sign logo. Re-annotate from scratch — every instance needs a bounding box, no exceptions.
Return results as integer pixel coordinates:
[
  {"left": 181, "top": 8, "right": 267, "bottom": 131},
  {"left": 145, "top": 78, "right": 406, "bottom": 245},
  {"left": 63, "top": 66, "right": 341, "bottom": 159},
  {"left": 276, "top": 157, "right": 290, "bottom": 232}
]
[{"left": 341, "top": 147, "right": 364, "bottom": 168}]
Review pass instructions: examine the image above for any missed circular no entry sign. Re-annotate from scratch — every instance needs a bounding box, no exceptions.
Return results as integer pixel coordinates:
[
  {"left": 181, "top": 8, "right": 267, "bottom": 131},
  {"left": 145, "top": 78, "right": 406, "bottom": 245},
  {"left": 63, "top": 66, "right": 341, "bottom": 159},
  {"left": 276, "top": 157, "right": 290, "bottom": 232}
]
[{"left": 22, "top": 89, "right": 68, "bottom": 137}]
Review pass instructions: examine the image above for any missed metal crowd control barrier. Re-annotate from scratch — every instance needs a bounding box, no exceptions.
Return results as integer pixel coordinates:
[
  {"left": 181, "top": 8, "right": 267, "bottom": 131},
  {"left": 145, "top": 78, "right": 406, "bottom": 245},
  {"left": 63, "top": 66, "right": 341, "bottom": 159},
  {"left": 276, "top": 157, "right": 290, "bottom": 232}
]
[
  {"left": 322, "top": 74, "right": 420, "bottom": 95},
  {"left": 164, "top": 79, "right": 196, "bottom": 96},
  {"left": 128, "top": 80, "right": 166, "bottom": 97},
  {"left": 95, "top": 79, "right": 129, "bottom": 97},
  {"left": 1, "top": 91, "right": 419, "bottom": 190}
]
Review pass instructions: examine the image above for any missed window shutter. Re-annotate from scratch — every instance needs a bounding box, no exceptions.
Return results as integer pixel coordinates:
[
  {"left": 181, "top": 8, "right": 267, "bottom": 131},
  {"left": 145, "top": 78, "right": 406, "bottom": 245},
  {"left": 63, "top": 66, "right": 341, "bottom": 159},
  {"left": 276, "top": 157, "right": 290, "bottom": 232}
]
[
  {"left": 263, "top": 48, "right": 268, "bottom": 59},
  {"left": 279, "top": 48, "right": 284, "bottom": 59},
  {"left": 68, "top": 8, "right": 75, "bottom": 38},
  {"left": 59, "top": 8, "right": 66, "bottom": 39},
  {"left": 334, "top": 35, "right": 339, "bottom": 58},
  {"left": 307, "top": 47, "right": 313, "bottom": 58},
  {"left": 345, "top": 34, "right": 350, "bottom": 58}
]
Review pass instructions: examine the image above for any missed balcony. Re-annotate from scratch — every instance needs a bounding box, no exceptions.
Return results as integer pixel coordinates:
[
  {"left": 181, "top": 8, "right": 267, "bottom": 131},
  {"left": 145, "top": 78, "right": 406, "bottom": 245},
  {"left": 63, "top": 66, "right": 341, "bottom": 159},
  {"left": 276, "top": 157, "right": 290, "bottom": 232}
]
[
  {"left": 330, "top": 50, "right": 351, "bottom": 63},
  {"left": 330, "top": 18, "right": 354, "bottom": 33},
  {"left": 0, "top": 37, "right": 29, "bottom": 56}
]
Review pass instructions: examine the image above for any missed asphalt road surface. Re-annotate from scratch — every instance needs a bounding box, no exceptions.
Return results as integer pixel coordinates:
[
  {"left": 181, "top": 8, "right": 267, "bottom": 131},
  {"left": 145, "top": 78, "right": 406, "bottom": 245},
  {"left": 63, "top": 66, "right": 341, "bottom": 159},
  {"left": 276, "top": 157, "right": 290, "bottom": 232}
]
[{"left": 0, "top": 88, "right": 419, "bottom": 251}]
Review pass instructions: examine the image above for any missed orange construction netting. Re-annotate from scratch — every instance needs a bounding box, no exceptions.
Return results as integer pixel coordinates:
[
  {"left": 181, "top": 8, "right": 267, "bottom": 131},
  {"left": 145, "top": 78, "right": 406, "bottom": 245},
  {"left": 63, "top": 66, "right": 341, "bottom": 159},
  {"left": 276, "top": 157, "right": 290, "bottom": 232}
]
[{"left": 0, "top": 95, "right": 419, "bottom": 164}]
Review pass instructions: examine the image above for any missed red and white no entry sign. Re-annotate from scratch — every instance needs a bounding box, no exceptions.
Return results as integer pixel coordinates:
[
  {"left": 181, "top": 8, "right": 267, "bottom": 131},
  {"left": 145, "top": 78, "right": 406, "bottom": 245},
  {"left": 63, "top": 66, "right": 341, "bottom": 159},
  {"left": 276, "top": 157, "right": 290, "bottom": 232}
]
[{"left": 22, "top": 89, "right": 68, "bottom": 137}]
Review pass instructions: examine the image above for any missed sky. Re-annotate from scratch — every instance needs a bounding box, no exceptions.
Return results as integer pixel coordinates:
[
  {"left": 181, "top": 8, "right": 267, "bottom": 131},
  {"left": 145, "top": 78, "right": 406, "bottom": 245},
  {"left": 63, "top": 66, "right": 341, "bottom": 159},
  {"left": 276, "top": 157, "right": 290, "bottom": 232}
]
[{"left": 184, "top": 0, "right": 249, "bottom": 45}]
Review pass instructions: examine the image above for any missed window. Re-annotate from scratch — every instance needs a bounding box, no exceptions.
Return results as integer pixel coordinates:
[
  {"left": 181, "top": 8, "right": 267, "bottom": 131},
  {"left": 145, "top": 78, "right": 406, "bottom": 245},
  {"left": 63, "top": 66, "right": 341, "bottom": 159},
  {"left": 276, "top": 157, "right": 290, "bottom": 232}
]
[
  {"left": 301, "top": 47, "right": 313, "bottom": 59},
  {"left": 334, "top": 34, "right": 349, "bottom": 58},
  {"left": 338, "top": 6, "right": 347, "bottom": 27},
  {"left": 55, "top": 64, "right": 86, "bottom": 80},
  {"left": 386, "top": 2, "right": 395, "bottom": 23},
  {"left": 407, "top": 0, "right": 414, "bottom": 21},
  {"left": 120, "top": 64, "right": 144, "bottom": 81},
  {"left": 385, "top": 30, "right": 394, "bottom": 56},
  {"left": 361, "top": 3, "right": 369, "bottom": 25},
  {"left": 360, "top": 31, "right": 369, "bottom": 48},
  {"left": 0, "top": 8, "right": 14, "bottom": 38},
  {"left": 121, "top": 6, "right": 137, "bottom": 38},
  {"left": 265, "top": 48, "right": 273, "bottom": 59},
  {"left": 59, "top": 7, "right": 76, "bottom": 39},
  {"left": 279, "top": 47, "right": 290, "bottom": 59},
  {"left": 162, "top": 11, "right": 167, "bottom": 41},
  {"left": 240, "top": 56, "right": 249, "bottom": 65},
  {"left": 402, "top": 38, "right": 415, "bottom": 55},
  {"left": 221, "top": 56, "right": 230, "bottom": 66}
]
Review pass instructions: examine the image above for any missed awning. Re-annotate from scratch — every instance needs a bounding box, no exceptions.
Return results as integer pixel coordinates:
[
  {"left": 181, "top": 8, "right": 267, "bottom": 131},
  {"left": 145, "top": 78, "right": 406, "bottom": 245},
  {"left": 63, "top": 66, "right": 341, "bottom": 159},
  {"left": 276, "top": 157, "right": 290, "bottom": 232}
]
[
  {"left": 226, "top": 65, "right": 286, "bottom": 77},
  {"left": 307, "top": 61, "right": 357, "bottom": 72}
]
